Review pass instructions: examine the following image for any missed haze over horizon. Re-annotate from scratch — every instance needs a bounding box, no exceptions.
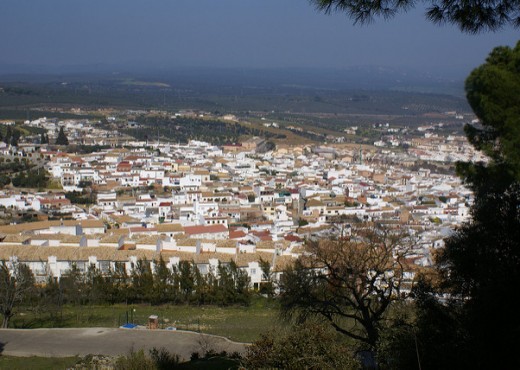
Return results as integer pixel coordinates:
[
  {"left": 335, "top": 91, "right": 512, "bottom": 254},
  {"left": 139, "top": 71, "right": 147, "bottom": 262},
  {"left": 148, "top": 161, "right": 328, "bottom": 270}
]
[{"left": 0, "top": 0, "right": 518, "bottom": 80}]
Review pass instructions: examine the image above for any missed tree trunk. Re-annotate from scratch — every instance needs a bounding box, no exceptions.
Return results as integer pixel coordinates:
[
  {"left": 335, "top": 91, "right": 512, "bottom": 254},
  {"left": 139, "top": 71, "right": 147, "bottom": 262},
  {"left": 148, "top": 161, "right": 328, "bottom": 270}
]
[{"left": 2, "top": 313, "right": 11, "bottom": 328}]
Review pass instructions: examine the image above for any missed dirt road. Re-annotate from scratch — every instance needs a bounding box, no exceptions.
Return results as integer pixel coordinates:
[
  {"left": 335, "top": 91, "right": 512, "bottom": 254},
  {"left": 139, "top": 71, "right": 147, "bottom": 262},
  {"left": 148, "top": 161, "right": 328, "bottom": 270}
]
[{"left": 0, "top": 328, "right": 246, "bottom": 360}]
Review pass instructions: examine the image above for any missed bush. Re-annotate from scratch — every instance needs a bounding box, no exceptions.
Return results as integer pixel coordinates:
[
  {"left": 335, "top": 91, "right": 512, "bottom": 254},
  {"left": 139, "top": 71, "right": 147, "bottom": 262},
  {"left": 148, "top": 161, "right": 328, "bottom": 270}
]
[
  {"left": 114, "top": 347, "right": 180, "bottom": 370},
  {"left": 114, "top": 349, "right": 155, "bottom": 370},
  {"left": 148, "top": 347, "right": 180, "bottom": 370},
  {"left": 244, "top": 322, "right": 360, "bottom": 369},
  {"left": 11, "top": 169, "right": 49, "bottom": 188}
]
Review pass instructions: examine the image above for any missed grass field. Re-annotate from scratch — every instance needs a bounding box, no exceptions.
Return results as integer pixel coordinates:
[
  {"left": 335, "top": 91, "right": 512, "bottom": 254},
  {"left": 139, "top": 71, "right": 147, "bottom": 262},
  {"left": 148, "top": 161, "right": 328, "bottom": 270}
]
[
  {"left": 10, "top": 297, "right": 282, "bottom": 343},
  {"left": 3, "top": 298, "right": 277, "bottom": 369},
  {"left": 0, "top": 356, "right": 80, "bottom": 370}
]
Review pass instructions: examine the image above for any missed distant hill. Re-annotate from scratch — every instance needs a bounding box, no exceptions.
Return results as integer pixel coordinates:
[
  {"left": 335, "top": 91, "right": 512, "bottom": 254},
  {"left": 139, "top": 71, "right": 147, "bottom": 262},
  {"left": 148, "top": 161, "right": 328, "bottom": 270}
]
[
  {"left": 0, "top": 67, "right": 470, "bottom": 120},
  {"left": 0, "top": 65, "right": 465, "bottom": 95}
]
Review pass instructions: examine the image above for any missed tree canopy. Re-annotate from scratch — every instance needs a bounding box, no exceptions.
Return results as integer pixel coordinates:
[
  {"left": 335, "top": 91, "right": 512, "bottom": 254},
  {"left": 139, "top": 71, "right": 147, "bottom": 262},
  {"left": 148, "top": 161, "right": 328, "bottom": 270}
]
[
  {"left": 279, "top": 224, "right": 412, "bottom": 350},
  {"left": 435, "top": 183, "right": 520, "bottom": 369},
  {"left": 312, "top": 0, "right": 520, "bottom": 33},
  {"left": 460, "top": 41, "right": 520, "bottom": 193},
  {"left": 402, "top": 43, "right": 520, "bottom": 369},
  {"left": 0, "top": 260, "right": 35, "bottom": 328}
]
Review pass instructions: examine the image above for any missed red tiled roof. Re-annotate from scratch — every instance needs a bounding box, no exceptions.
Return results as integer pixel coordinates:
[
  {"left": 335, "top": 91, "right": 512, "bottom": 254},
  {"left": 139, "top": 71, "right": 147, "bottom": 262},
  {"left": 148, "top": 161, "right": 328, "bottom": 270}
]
[
  {"left": 184, "top": 224, "right": 228, "bottom": 235},
  {"left": 250, "top": 230, "right": 272, "bottom": 241},
  {"left": 284, "top": 234, "right": 303, "bottom": 242},
  {"left": 229, "top": 230, "right": 247, "bottom": 239}
]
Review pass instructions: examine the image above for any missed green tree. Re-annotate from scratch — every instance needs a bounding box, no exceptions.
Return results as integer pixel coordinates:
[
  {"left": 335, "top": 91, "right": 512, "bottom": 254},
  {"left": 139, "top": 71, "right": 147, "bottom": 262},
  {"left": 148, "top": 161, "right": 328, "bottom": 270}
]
[
  {"left": 376, "top": 277, "right": 467, "bottom": 370},
  {"left": 112, "top": 262, "right": 130, "bottom": 304},
  {"left": 215, "top": 262, "right": 235, "bottom": 305},
  {"left": 3, "top": 126, "right": 12, "bottom": 145},
  {"left": 152, "top": 256, "right": 174, "bottom": 304},
  {"left": 0, "top": 260, "right": 36, "bottom": 328},
  {"left": 230, "top": 260, "right": 251, "bottom": 305},
  {"left": 175, "top": 261, "right": 195, "bottom": 303},
  {"left": 39, "top": 275, "right": 66, "bottom": 324},
  {"left": 192, "top": 266, "right": 212, "bottom": 305},
  {"left": 59, "top": 264, "right": 85, "bottom": 305},
  {"left": 391, "top": 43, "right": 520, "bottom": 370},
  {"left": 10, "top": 129, "right": 20, "bottom": 147},
  {"left": 56, "top": 126, "right": 69, "bottom": 145},
  {"left": 460, "top": 41, "right": 520, "bottom": 195},
  {"left": 312, "top": 0, "right": 520, "bottom": 33},
  {"left": 258, "top": 258, "right": 275, "bottom": 298},
  {"left": 130, "top": 258, "right": 154, "bottom": 303},
  {"left": 431, "top": 184, "right": 520, "bottom": 369},
  {"left": 11, "top": 169, "right": 49, "bottom": 189},
  {"left": 40, "top": 133, "right": 49, "bottom": 144},
  {"left": 0, "top": 174, "right": 10, "bottom": 188},
  {"left": 214, "top": 261, "right": 251, "bottom": 306},
  {"left": 84, "top": 264, "right": 113, "bottom": 305}
]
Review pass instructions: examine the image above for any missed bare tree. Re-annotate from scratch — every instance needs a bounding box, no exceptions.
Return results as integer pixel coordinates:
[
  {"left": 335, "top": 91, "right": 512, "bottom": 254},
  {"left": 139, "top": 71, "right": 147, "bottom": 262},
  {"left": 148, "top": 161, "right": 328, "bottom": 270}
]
[
  {"left": 279, "top": 223, "right": 414, "bottom": 349},
  {"left": 0, "top": 260, "right": 35, "bottom": 328}
]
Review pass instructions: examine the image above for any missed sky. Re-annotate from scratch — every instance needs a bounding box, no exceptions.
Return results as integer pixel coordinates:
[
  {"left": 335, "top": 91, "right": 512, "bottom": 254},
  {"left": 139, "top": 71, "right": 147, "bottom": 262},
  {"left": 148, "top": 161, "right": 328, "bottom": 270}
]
[{"left": 0, "top": 0, "right": 518, "bottom": 78}]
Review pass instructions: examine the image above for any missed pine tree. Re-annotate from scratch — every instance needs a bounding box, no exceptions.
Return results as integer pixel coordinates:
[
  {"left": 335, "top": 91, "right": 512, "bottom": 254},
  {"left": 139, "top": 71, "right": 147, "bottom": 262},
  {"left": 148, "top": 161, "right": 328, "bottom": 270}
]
[
  {"left": 3, "top": 126, "right": 12, "bottom": 145},
  {"left": 10, "top": 129, "right": 20, "bottom": 147},
  {"left": 40, "top": 133, "right": 49, "bottom": 144},
  {"left": 312, "top": 0, "right": 520, "bottom": 33},
  {"left": 406, "top": 42, "right": 520, "bottom": 370},
  {"left": 56, "top": 127, "right": 69, "bottom": 146}
]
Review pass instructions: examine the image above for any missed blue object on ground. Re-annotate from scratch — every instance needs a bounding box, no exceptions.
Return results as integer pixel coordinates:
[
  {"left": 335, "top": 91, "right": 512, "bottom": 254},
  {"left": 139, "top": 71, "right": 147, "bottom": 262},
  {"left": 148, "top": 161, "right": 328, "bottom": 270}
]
[{"left": 120, "top": 323, "right": 138, "bottom": 329}]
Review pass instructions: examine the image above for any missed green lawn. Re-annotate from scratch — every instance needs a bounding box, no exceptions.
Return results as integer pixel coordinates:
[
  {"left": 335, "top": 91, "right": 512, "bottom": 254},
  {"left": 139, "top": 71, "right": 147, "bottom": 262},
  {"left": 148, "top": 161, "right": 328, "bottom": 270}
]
[
  {"left": 0, "top": 356, "right": 80, "bottom": 370},
  {"left": 10, "top": 297, "right": 283, "bottom": 343}
]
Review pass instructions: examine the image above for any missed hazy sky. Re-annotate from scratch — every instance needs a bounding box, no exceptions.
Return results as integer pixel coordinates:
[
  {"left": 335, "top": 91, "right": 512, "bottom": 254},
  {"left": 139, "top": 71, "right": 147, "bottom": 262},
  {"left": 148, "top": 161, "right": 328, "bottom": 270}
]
[{"left": 0, "top": 0, "right": 518, "bottom": 76}]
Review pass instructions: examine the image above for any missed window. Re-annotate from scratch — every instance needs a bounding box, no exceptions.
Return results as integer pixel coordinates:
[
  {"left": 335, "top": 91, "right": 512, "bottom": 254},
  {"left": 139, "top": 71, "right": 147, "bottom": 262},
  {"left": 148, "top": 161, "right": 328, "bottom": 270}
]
[
  {"left": 100, "top": 261, "right": 110, "bottom": 273},
  {"left": 198, "top": 265, "right": 208, "bottom": 274},
  {"left": 77, "top": 262, "right": 86, "bottom": 272}
]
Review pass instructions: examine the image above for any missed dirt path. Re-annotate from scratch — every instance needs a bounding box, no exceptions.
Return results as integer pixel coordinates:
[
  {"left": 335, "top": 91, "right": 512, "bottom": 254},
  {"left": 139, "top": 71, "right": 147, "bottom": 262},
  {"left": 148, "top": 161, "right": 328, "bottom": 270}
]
[{"left": 0, "top": 328, "right": 247, "bottom": 360}]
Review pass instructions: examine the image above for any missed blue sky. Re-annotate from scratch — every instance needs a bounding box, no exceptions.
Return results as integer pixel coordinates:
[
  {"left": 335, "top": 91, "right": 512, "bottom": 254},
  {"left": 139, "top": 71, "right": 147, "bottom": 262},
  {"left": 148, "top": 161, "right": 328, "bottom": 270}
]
[{"left": 0, "top": 0, "right": 518, "bottom": 77}]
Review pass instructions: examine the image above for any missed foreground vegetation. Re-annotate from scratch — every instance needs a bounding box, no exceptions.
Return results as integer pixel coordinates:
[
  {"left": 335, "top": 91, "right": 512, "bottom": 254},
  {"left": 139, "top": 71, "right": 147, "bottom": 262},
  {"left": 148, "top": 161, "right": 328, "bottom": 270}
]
[
  {"left": 0, "top": 356, "right": 80, "bottom": 370},
  {"left": 0, "top": 351, "right": 242, "bottom": 370}
]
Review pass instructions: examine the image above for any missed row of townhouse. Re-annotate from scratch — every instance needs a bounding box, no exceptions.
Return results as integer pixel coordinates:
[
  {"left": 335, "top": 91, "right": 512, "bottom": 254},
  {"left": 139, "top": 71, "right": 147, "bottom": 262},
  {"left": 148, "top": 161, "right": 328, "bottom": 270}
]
[{"left": 0, "top": 242, "right": 293, "bottom": 288}]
